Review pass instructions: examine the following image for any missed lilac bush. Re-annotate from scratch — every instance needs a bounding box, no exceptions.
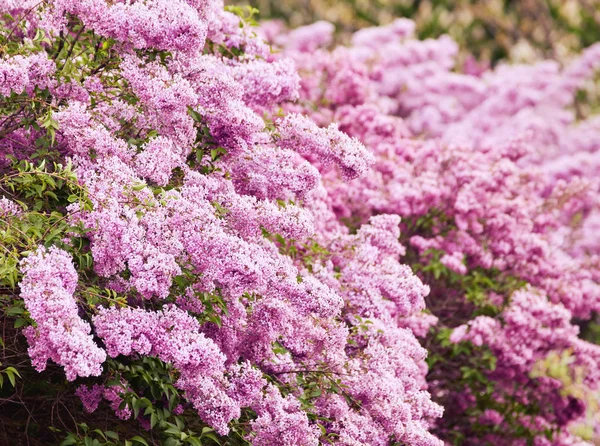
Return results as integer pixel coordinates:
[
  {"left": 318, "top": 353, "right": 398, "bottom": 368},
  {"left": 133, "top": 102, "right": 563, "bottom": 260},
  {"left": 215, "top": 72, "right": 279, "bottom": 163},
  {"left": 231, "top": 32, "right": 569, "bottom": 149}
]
[
  {"left": 267, "top": 18, "right": 600, "bottom": 444},
  {"left": 0, "top": 1, "right": 599, "bottom": 445}
]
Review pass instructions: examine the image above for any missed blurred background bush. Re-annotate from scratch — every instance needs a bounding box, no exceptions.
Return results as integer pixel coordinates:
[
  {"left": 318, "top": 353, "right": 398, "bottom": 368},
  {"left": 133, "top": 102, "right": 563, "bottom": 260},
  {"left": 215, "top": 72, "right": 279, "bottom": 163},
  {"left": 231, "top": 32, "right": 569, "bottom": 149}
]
[{"left": 227, "top": 0, "right": 600, "bottom": 64}]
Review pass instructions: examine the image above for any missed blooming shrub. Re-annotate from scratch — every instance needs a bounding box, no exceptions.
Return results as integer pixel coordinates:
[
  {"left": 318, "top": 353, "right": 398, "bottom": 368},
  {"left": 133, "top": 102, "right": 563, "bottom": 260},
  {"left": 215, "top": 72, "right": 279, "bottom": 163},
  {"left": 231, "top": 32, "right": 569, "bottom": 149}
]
[
  {"left": 265, "top": 18, "right": 600, "bottom": 444},
  {"left": 0, "top": 1, "right": 599, "bottom": 446}
]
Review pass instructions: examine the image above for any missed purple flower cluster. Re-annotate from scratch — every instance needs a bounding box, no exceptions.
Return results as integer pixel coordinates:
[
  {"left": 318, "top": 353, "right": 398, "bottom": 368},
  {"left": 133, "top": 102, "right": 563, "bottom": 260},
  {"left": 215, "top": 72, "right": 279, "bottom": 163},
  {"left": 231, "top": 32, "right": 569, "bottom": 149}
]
[{"left": 19, "top": 247, "right": 106, "bottom": 381}]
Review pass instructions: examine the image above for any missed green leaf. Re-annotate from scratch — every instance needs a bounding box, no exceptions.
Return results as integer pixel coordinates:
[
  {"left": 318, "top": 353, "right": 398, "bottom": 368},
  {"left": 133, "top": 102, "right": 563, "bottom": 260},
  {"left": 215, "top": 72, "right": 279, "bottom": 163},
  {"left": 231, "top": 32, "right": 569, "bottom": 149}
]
[
  {"left": 165, "top": 427, "right": 181, "bottom": 436},
  {"left": 93, "top": 429, "right": 107, "bottom": 440},
  {"left": 130, "top": 436, "right": 149, "bottom": 446},
  {"left": 6, "top": 305, "right": 24, "bottom": 316},
  {"left": 5, "top": 370, "right": 16, "bottom": 387},
  {"left": 33, "top": 28, "right": 45, "bottom": 42},
  {"left": 105, "top": 431, "right": 119, "bottom": 440},
  {"left": 188, "top": 108, "right": 203, "bottom": 122},
  {"left": 60, "top": 436, "right": 78, "bottom": 446},
  {"left": 187, "top": 437, "right": 202, "bottom": 446},
  {"left": 13, "top": 318, "right": 27, "bottom": 328},
  {"left": 202, "top": 433, "right": 220, "bottom": 444}
]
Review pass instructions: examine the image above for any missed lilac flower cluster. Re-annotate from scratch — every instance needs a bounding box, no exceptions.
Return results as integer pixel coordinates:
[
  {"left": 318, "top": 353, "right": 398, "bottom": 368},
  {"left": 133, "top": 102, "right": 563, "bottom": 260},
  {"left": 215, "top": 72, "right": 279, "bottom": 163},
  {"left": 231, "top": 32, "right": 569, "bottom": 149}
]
[{"left": 19, "top": 247, "right": 106, "bottom": 381}]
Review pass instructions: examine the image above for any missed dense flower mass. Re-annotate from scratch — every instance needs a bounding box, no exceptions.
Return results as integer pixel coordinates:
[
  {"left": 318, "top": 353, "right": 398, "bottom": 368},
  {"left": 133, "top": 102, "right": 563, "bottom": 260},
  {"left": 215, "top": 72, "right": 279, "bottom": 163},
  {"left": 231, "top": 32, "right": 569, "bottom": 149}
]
[
  {"left": 19, "top": 246, "right": 106, "bottom": 381},
  {"left": 265, "top": 18, "right": 600, "bottom": 444},
  {"left": 0, "top": 1, "right": 599, "bottom": 445}
]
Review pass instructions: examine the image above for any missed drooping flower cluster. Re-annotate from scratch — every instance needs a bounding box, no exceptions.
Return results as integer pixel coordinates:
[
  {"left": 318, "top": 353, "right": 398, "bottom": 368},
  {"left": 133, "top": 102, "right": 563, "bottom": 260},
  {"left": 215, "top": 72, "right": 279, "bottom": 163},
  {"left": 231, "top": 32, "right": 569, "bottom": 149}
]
[{"left": 19, "top": 247, "right": 106, "bottom": 381}]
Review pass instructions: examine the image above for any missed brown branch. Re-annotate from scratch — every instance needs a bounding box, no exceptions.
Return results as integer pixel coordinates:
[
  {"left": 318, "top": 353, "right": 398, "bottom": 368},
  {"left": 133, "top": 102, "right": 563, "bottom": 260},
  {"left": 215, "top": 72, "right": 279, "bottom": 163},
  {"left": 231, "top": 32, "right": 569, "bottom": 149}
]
[
  {"left": 59, "top": 26, "right": 85, "bottom": 72},
  {"left": 51, "top": 30, "right": 66, "bottom": 62},
  {"left": 0, "top": 104, "right": 26, "bottom": 133},
  {"left": 5, "top": 0, "right": 45, "bottom": 42}
]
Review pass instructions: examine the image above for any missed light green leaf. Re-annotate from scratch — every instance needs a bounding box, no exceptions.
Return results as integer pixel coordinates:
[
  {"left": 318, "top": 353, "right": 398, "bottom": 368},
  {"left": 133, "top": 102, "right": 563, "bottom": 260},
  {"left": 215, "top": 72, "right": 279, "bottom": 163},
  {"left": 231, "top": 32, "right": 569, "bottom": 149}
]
[{"left": 130, "top": 436, "right": 149, "bottom": 446}]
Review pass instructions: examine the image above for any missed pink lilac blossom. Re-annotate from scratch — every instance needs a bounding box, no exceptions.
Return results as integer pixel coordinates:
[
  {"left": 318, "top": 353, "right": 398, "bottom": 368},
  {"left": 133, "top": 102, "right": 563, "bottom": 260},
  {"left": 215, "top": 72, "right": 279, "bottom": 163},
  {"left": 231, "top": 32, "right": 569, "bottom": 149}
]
[
  {"left": 103, "top": 383, "right": 133, "bottom": 420},
  {"left": 94, "top": 305, "right": 232, "bottom": 432},
  {"left": 249, "top": 385, "right": 320, "bottom": 446},
  {"left": 19, "top": 247, "right": 106, "bottom": 380},
  {"left": 0, "top": 53, "right": 55, "bottom": 97},
  {"left": 75, "top": 384, "right": 104, "bottom": 413},
  {"left": 232, "top": 58, "right": 300, "bottom": 112},
  {"left": 449, "top": 288, "right": 600, "bottom": 438},
  {"left": 272, "top": 21, "right": 334, "bottom": 53},
  {"left": 76, "top": 383, "right": 132, "bottom": 420},
  {"left": 228, "top": 145, "right": 320, "bottom": 200},
  {"left": 351, "top": 18, "right": 416, "bottom": 48},
  {"left": 49, "top": 0, "right": 214, "bottom": 54},
  {"left": 135, "top": 136, "right": 187, "bottom": 186},
  {"left": 0, "top": 196, "right": 22, "bottom": 217},
  {"left": 277, "top": 113, "right": 374, "bottom": 181}
]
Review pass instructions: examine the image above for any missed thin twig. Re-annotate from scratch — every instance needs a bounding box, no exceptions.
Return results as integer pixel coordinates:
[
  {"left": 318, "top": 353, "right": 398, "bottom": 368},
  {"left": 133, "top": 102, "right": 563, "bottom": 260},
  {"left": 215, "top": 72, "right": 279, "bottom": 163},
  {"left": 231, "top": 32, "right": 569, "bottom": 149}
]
[
  {"left": 59, "top": 26, "right": 85, "bottom": 72},
  {"left": 5, "top": 0, "right": 45, "bottom": 42}
]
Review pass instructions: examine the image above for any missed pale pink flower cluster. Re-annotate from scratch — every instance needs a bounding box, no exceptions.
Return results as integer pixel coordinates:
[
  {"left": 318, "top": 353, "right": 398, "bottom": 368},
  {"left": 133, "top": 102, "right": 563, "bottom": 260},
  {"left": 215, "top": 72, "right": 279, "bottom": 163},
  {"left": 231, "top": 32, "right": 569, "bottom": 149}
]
[{"left": 19, "top": 247, "right": 106, "bottom": 381}]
